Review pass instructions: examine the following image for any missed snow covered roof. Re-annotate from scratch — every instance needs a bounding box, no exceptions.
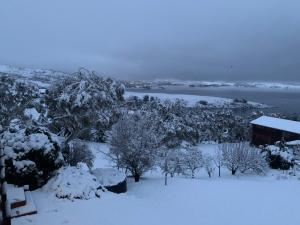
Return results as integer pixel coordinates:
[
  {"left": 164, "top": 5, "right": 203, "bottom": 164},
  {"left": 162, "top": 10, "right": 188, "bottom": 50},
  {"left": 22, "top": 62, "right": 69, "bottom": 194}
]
[
  {"left": 286, "top": 140, "right": 300, "bottom": 146},
  {"left": 251, "top": 116, "right": 300, "bottom": 134}
]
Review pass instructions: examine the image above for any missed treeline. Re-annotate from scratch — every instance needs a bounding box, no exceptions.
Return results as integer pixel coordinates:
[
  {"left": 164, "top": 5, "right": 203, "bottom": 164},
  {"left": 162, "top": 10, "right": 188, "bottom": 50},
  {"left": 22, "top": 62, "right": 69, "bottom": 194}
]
[{"left": 0, "top": 70, "right": 284, "bottom": 188}]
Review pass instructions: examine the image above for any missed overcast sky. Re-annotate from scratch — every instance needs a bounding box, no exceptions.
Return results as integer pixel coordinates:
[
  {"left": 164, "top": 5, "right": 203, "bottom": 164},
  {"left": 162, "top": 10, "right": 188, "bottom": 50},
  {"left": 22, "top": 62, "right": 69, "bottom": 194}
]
[{"left": 1, "top": 0, "right": 300, "bottom": 81}]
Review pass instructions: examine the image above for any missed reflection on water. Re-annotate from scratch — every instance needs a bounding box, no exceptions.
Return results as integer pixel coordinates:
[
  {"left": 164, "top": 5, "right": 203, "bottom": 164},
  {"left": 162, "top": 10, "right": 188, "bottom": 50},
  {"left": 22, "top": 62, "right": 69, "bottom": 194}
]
[{"left": 128, "top": 86, "right": 300, "bottom": 114}]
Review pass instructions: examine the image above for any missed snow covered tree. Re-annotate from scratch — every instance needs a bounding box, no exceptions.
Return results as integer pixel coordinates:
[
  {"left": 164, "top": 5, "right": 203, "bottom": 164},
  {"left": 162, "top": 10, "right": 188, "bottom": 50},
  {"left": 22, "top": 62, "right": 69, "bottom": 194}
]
[
  {"left": 0, "top": 120, "right": 64, "bottom": 189},
  {"left": 221, "top": 142, "right": 268, "bottom": 175},
  {"left": 203, "top": 154, "right": 214, "bottom": 178},
  {"left": 238, "top": 148, "right": 268, "bottom": 174},
  {"left": 0, "top": 75, "right": 39, "bottom": 126},
  {"left": 181, "top": 147, "right": 203, "bottom": 178},
  {"left": 157, "top": 148, "right": 182, "bottom": 185},
  {"left": 109, "top": 112, "right": 160, "bottom": 182},
  {"left": 46, "top": 69, "right": 125, "bottom": 144},
  {"left": 221, "top": 143, "right": 243, "bottom": 175}
]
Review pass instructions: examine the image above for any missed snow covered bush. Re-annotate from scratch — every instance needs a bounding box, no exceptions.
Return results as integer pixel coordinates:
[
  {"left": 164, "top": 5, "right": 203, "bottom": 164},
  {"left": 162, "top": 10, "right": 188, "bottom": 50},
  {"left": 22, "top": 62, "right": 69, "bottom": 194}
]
[
  {"left": 64, "top": 141, "right": 95, "bottom": 169},
  {"left": 46, "top": 69, "right": 125, "bottom": 143},
  {"left": 43, "top": 164, "right": 102, "bottom": 200},
  {"left": 181, "top": 147, "right": 203, "bottom": 178},
  {"left": 221, "top": 143, "right": 268, "bottom": 175},
  {"left": 0, "top": 121, "right": 64, "bottom": 189},
  {"left": 0, "top": 75, "right": 39, "bottom": 126},
  {"left": 262, "top": 143, "right": 295, "bottom": 170},
  {"left": 109, "top": 112, "right": 160, "bottom": 182},
  {"left": 125, "top": 94, "right": 258, "bottom": 145}
]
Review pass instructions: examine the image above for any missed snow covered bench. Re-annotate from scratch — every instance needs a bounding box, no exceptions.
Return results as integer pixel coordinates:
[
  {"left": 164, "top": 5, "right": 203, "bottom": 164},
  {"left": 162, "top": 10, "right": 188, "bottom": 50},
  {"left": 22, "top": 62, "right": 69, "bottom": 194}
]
[
  {"left": 11, "top": 191, "right": 37, "bottom": 218},
  {"left": 92, "top": 168, "right": 127, "bottom": 194},
  {"left": 7, "top": 184, "right": 26, "bottom": 209},
  {"left": 5, "top": 184, "right": 37, "bottom": 219}
]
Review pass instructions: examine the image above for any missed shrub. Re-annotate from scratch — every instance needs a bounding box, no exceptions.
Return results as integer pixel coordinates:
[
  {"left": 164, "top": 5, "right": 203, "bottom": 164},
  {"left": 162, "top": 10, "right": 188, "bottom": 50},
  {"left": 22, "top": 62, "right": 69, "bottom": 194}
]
[
  {"left": 233, "top": 98, "right": 248, "bottom": 104},
  {"left": 1, "top": 122, "right": 64, "bottom": 189},
  {"left": 263, "top": 145, "right": 294, "bottom": 170},
  {"left": 64, "top": 141, "right": 95, "bottom": 169},
  {"left": 198, "top": 100, "right": 208, "bottom": 105}
]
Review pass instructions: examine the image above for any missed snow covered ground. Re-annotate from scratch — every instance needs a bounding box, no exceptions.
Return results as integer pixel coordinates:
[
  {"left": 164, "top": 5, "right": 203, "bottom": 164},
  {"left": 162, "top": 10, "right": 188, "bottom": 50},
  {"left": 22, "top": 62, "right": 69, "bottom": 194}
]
[
  {"left": 12, "top": 143, "right": 300, "bottom": 225},
  {"left": 125, "top": 91, "right": 266, "bottom": 108}
]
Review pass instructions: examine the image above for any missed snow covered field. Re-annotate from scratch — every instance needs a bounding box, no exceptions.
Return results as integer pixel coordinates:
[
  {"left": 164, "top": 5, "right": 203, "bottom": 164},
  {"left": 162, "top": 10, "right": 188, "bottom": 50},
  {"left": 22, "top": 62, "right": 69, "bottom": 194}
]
[
  {"left": 12, "top": 144, "right": 300, "bottom": 225},
  {"left": 125, "top": 91, "right": 266, "bottom": 108}
]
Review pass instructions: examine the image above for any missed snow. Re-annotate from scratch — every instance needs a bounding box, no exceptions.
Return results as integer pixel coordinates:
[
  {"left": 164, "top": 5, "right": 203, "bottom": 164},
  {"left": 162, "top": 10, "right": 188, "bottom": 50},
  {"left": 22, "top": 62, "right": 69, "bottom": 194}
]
[
  {"left": 13, "top": 160, "right": 36, "bottom": 172},
  {"left": 11, "top": 191, "right": 37, "bottom": 218},
  {"left": 42, "top": 166, "right": 101, "bottom": 200},
  {"left": 7, "top": 184, "right": 26, "bottom": 206},
  {"left": 125, "top": 91, "right": 231, "bottom": 106},
  {"left": 251, "top": 116, "right": 300, "bottom": 134},
  {"left": 12, "top": 172, "right": 300, "bottom": 225},
  {"left": 266, "top": 145, "right": 294, "bottom": 162},
  {"left": 92, "top": 168, "right": 126, "bottom": 186},
  {"left": 125, "top": 91, "right": 264, "bottom": 107},
  {"left": 286, "top": 140, "right": 300, "bottom": 146},
  {"left": 28, "top": 133, "right": 55, "bottom": 152},
  {"left": 24, "top": 108, "right": 40, "bottom": 121},
  {"left": 11, "top": 143, "right": 300, "bottom": 225},
  {"left": 87, "top": 142, "right": 113, "bottom": 169}
]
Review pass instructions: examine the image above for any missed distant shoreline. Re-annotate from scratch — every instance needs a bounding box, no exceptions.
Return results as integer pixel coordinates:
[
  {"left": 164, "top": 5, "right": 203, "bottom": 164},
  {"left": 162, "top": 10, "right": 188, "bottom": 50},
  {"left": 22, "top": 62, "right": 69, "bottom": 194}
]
[{"left": 127, "top": 87, "right": 300, "bottom": 114}]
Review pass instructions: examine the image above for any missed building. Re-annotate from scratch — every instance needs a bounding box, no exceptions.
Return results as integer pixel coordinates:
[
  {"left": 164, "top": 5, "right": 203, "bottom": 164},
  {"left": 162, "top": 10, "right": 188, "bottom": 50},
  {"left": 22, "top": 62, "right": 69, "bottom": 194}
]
[{"left": 250, "top": 116, "right": 300, "bottom": 146}]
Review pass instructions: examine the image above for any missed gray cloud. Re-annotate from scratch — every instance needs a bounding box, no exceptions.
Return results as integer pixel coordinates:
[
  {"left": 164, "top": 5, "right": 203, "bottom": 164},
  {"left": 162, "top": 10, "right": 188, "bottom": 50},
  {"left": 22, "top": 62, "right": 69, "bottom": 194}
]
[{"left": 0, "top": 0, "right": 300, "bottom": 81}]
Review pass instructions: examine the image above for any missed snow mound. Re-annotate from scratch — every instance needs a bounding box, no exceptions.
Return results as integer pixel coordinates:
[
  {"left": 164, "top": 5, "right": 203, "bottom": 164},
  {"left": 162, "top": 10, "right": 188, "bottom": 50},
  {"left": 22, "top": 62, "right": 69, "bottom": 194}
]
[
  {"left": 43, "top": 165, "right": 102, "bottom": 200},
  {"left": 24, "top": 108, "right": 40, "bottom": 121},
  {"left": 92, "top": 168, "right": 126, "bottom": 187}
]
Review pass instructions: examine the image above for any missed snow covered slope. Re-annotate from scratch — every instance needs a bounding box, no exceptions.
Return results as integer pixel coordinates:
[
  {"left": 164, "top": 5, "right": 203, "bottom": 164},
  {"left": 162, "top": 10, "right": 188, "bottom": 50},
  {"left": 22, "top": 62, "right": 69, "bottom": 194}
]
[
  {"left": 0, "top": 64, "right": 70, "bottom": 87},
  {"left": 0, "top": 65, "right": 66, "bottom": 78}
]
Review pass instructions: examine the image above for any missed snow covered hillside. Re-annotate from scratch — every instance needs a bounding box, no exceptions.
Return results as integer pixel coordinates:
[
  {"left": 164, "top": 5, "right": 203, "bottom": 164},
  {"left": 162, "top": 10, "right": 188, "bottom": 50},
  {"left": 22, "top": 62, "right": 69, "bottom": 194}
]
[
  {"left": 12, "top": 143, "right": 300, "bottom": 225},
  {"left": 126, "top": 79, "right": 300, "bottom": 90},
  {"left": 0, "top": 64, "right": 69, "bottom": 87},
  {"left": 2, "top": 64, "right": 300, "bottom": 91}
]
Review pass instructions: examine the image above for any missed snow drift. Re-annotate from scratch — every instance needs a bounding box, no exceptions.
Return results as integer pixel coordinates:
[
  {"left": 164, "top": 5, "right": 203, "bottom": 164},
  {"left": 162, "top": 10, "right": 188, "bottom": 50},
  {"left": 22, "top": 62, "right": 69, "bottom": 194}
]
[{"left": 43, "top": 165, "right": 102, "bottom": 200}]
